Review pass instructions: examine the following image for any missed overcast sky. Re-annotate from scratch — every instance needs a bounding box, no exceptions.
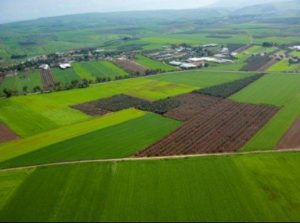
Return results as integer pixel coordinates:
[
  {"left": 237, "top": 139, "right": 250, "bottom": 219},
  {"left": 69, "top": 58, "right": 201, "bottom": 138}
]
[{"left": 0, "top": 0, "right": 276, "bottom": 24}]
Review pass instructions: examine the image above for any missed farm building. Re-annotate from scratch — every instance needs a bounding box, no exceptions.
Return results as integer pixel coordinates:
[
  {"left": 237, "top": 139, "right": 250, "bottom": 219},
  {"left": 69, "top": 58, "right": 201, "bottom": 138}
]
[
  {"left": 169, "top": 61, "right": 183, "bottom": 66},
  {"left": 188, "top": 57, "right": 233, "bottom": 64},
  {"left": 180, "top": 63, "right": 197, "bottom": 69},
  {"left": 39, "top": 64, "right": 50, "bottom": 70},
  {"left": 59, "top": 63, "right": 72, "bottom": 70},
  {"left": 289, "top": 46, "right": 300, "bottom": 51},
  {"left": 188, "top": 57, "right": 219, "bottom": 63}
]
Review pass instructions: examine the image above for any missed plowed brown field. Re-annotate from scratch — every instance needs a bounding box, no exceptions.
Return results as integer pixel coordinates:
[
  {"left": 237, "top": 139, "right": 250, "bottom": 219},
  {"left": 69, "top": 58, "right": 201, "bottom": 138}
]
[
  {"left": 137, "top": 99, "right": 278, "bottom": 157},
  {"left": 277, "top": 116, "right": 300, "bottom": 149},
  {"left": 165, "top": 94, "right": 222, "bottom": 121}
]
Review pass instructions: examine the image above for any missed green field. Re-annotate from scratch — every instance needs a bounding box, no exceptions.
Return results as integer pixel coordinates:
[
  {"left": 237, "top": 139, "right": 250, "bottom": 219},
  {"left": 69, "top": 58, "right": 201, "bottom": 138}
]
[
  {"left": 0, "top": 100, "right": 58, "bottom": 137},
  {"left": 135, "top": 54, "right": 176, "bottom": 72},
  {"left": 267, "top": 60, "right": 300, "bottom": 73},
  {"left": 231, "top": 74, "right": 300, "bottom": 150},
  {"left": 0, "top": 112, "right": 181, "bottom": 169},
  {"left": 76, "top": 60, "right": 128, "bottom": 79},
  {"left": 52, "top": 67, "right": 81, "bottom": 85},
  {"left": 290, "top": 51, "right": 300, "bottom": 57},
  {"left": 139, "top": 33, "right": 251, "bottom": 50},
  {"left": 148, "top": 70, "right": 252, "bottom": 88},
  {"left": 0, "top": 70, "right": 42, "bottom": 96},
  {"left": 0, "top": 151, "right": 300, "bottom": 222}
]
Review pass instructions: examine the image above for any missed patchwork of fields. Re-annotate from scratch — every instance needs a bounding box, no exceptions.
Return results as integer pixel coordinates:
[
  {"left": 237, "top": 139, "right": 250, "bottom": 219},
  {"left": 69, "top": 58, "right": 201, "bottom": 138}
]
[
  {"left": 1, "top": 7, "right": 300, "bottom": 222},
  {"left": 0, "top": 71, "right": 248, "bottom": 137}
]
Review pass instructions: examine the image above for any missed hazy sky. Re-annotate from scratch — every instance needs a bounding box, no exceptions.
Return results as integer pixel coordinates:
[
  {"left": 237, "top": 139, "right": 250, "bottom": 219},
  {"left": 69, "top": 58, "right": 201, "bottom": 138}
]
[
  {"left": 0, "top": 0, "right": 278, "bottom": 24},
  {"left": 0, "top": 0, "right": 216, "bottom": 24}
]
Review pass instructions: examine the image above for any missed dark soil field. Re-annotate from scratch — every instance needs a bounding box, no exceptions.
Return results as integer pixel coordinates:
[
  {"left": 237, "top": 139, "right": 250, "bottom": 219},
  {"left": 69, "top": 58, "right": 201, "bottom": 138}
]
[
  {"left": 137, "top": 98, "right": 279, "bottom": 157},
  {"left": 40, "top": 69, "right": 55, "bottom": 90},
  {"left": 257, "top": 58, "right": 278, "bottom": 72},
  {"left": 71, "top": 103, "right": 111, "bottom": 116},
  {"left": 114, "top": 58, "right": 148, "bottom": 75},
  {"left": 241, "top": 55, "right": 274, "bottom": 71},
  {"left": 277, "top": 116, "right": 300, "bottom": 149},
  {"left": 0, "top": 123, "right": 19, "bottom": 144},
  {"left": 165, "top": 93, "right": 222, "bottom": 121}
]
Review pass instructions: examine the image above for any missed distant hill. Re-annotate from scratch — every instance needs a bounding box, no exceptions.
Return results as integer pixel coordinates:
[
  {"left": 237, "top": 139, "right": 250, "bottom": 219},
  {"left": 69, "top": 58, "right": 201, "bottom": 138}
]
[
  {"left": 210, "top": 0, "right": 276, "bottom": 9},
  {"left": 232, "top": 0, "right": 300, "bottom": 17}
]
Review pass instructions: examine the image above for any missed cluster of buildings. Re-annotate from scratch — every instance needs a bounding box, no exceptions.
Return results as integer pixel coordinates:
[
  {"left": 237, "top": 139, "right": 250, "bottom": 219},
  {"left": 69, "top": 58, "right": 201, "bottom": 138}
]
[
  {"left": 167, "top": 46, "right": 235, "bottom": 70},
  {"left": 39, "top": 63, "right": 72, "bottom": 71}
]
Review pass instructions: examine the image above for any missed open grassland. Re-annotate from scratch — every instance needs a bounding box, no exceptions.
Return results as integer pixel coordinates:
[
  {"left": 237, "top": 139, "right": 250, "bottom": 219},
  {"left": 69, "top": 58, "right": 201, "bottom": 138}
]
[
  {"left": 0, "top": 71, "right": 246, "bottom": 135},
  {"left": 0, "top": 70, "right": 42, "bottom": 96},
  {"left": 0, "top": 109, "right": 145, "bottom": 164},
  {"left": 148, "top": 70, "right": 252, "bottom": 88},
  {"left": 0, "top": 112, "right": 181, "bottom": 169},
  {"left": 135, "top": 54, "right": 176, "bottom": 72},
  {"left": 231, "top": 74, "right": 300, "bottom": 151},
  {"left": 0, "top": 151, "right": 300, "bottom": 222}
]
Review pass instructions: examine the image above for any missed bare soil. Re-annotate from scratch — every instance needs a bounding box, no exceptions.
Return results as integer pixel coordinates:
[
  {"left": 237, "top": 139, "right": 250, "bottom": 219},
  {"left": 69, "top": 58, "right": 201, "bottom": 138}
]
[
  {"left": 40, "top": 69, "right": 55, "bottom": 90},
  {"left": 277, "top": 117, "right": 300, "bottom": 149},
  {"left": 114, "top": 58, "right": 147, "bottom": 75},
  {"left": 72, "top": 102, "right": 111, "bottom": 117},
  {"left": 0, "top": 123, "right": 19, "bottom": 144},
  {"left": 165, "top": 93, "right": 222, "bottom": 121},
  {"left": 137, "top": 99, "right": 279, "bottom": 157}
]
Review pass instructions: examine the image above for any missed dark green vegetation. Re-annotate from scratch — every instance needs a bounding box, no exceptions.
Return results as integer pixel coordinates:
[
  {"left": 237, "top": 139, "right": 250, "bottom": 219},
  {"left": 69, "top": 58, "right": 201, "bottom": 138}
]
[
  {"left": 195, "top": 74, "right": 264, "bottom": 98},
  {"left": 77, "top": 94, "right": 181, "bottom": 115},
  {"left": 1, "top": 151, "right": 300, "bottom": 222}
]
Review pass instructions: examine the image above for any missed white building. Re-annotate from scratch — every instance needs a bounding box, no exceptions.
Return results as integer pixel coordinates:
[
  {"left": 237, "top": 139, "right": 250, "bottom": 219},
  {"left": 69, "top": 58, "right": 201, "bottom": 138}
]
[
  {"left": 180, "top": 63, "right": 197, "bottom": 69},
  {"left": 169, "top": 61, "right": 182, "bottom": 66},
  {"left": 39, "top": 64, "right": 50, "bottom": 70},
  {"left": 59, "top": 63, "right": 72, "bottom": 70},
  {"left": 188, "top": 57, "right": 219, "bottom": 63},
  {"left": 289, "top": 46, "right": 300, "bottom": 51}
]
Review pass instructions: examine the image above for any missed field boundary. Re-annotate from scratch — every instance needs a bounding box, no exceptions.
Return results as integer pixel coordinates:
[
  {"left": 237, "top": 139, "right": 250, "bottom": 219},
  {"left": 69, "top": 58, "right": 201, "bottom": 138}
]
[{"left": 1, "top": 148, "right": 300, "bottom": 172}]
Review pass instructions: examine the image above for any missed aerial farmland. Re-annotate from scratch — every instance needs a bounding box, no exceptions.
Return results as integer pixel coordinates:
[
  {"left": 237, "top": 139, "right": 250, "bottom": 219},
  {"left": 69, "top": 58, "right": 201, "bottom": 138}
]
[{"left": 0, "top": 0, "right": 300, "bottom": 222}]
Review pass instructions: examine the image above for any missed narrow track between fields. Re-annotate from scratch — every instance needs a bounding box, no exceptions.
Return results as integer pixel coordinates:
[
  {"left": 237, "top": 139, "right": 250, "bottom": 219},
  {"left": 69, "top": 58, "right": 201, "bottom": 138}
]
[{"left": 0, "top": 148, "right": 300, "bottom": 172}]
